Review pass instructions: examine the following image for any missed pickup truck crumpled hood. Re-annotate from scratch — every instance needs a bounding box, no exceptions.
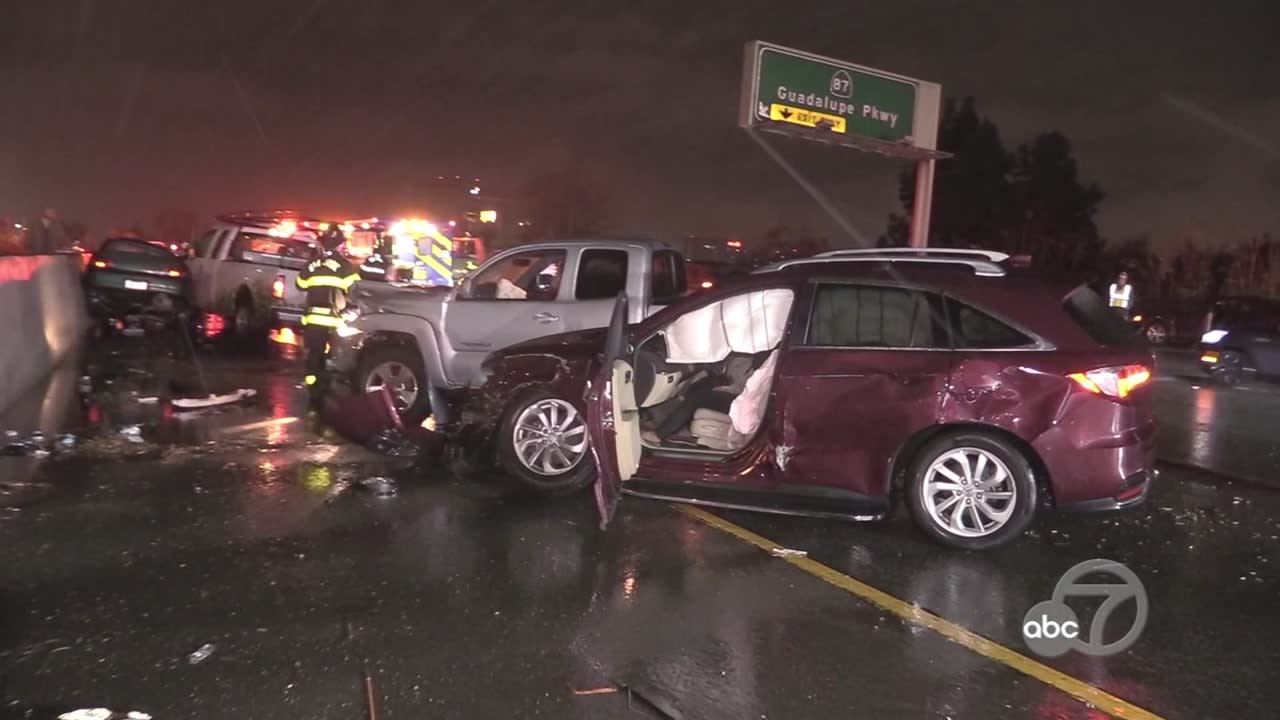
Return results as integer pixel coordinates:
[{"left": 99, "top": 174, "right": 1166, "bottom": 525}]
[
  {"left": 353, "top": 283, "right": 450, "bottom": 318},
  {"left": 491, "top": 328, "right": 608, "bottom": 361}
]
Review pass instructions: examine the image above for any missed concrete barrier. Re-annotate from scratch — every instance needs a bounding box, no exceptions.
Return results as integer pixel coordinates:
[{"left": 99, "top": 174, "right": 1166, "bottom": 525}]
[{"left": 0, "top": 254, "right": 90, "bottom": 414}]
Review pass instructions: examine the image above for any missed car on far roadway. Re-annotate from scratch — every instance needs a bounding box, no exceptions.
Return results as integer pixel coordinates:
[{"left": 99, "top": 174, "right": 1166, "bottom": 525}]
[
  {"left": 84, "top": 237, "right": 192, "bottom": 327},
  {"left": 449, "top": 248, "right": 1157, "bottom": 550},
  {"left": 1197, "top": 295, "right": 1280, "bottom": 383}
]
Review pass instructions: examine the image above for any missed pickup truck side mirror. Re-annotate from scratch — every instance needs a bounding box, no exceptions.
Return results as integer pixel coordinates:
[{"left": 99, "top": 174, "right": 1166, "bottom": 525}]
[{"left": 454, "top": 278, "right": 472, "bottom": 299}]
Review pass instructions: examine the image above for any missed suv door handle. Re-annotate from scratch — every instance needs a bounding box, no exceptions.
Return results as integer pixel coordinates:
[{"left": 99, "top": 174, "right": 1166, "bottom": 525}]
[{"left": 534, "top": 312, "right": 560, "bottom": 324}]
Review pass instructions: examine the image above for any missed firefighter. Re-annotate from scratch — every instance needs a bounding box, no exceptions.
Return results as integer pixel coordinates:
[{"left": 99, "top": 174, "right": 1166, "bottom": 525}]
[
  {"left": 296, "top": 223, "right": 359, "bottom": 406},
  {"left": 359, "top": 230, "right": 392, "bottom": 281}
]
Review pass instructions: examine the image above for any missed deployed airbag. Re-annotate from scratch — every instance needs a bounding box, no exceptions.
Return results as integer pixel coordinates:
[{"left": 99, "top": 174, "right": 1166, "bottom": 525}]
[{"left": 664, "top": 289, "right": 793, "bottom": 363}]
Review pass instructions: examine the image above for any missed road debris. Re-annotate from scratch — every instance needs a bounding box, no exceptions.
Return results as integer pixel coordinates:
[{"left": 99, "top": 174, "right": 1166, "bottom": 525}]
[
  {"left": 770, "top": 547, "right": 808, "bottom": 558},
  {"left": 359, "top": 476, "right": 399, "bottom": 498},
  {"left": 187, "top": 642, "right": 215, "bottom": 664},
  {"left": 136, "top": 396, "right": 159, "bottom": 404},
  {"left": 571, "top": 686, "right": 619, "bottom": 696},
  {"left": 58, "top": 710, "right": 113, "bottom": 720},
  {"left": 119, "top": 425, "right": 144, "bottom": 444},
  {"left": 369, "top": 428, "right": 419, "bottom": 457},
  {"left": 56, "top": 710, "right": 151, "bottom": 720}
]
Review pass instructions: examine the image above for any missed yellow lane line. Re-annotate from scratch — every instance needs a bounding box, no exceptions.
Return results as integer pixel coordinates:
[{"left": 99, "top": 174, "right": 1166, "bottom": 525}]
[{"left": 675, "top": 504, "right": 1165, "bottom": 720}]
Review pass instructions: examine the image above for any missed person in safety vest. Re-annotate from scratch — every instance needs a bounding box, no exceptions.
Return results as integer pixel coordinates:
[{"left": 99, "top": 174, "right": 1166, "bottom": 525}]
[
  {"left": 297, "top": 224, "right": 359, "bottom": 406},
  {"left": 1108, "top": 271, "right": 1134, "bottom": 319}
]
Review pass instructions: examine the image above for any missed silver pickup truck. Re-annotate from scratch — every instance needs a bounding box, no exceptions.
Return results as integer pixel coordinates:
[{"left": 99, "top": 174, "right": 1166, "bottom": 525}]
[
  {"left": 188, "top": 214, "right": 321, "bottom": 338},
  {"left": 330, "top": 238, "right": 687, "bottom": 423}
]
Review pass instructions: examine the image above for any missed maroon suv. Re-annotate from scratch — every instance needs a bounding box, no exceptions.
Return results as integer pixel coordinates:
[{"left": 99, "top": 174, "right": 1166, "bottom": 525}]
[{"left": 455, "top": 250, "right": 1156, "bottom": 549}]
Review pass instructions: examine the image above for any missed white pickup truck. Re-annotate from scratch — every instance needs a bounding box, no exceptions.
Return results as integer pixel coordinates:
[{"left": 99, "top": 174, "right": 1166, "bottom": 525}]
[
  {"left": 188, "top": 215, "right": 321, "bottom": 338},
  {"left": 330, "top": 238, "right": 688, "bottom": 423}
]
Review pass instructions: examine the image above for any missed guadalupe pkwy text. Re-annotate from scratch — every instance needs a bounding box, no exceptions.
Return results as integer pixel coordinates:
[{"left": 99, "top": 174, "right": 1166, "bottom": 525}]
[{"left": 776, "top": 86, "right": 900, "bottom": 128}]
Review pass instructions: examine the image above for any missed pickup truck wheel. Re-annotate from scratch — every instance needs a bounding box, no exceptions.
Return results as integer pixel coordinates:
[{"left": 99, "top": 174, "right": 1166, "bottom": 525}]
[
  {"left": 498, "top": 391, "right": 595, "bottom": 494},
  {"left": 230, "top": 294, "right": 266, "bottom": 346},
  {"left": 358, "top": 345, "right": 432, "bottom": 426}
]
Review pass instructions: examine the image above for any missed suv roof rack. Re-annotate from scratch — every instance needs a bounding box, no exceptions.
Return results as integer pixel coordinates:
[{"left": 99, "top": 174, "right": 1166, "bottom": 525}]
[
  {"left": 753, "top": 254, "right": 1007, "bottom": 277},
  {"left": 815, "top": 247, "right": 1010, "bottom": 263}
]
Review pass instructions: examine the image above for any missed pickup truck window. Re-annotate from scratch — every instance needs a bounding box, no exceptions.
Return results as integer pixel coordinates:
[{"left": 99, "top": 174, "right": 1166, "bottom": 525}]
[
  {"left": 229, "top": 233, "right": 318, "bottom": 266},
  {"left": 464, "top": 249, "right": 566, "bottom": 301},
  {"left": 651, "top": 249, "right": 686, "bottom": 303},
  {"left": 194, "top": 229, "right": 218, "bottom": 258},
  {"left": 576, "top": 249, "right": 629, "bottom": 300}
]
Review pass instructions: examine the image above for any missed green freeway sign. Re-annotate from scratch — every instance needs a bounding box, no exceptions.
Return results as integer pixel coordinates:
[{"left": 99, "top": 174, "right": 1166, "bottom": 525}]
[{"left": 739, "top": 41, "right": 941, "bottom": 155}]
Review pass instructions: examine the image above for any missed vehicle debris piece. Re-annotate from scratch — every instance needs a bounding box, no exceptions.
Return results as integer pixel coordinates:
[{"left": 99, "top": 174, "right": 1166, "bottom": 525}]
[
  {"left": 187, "top": 642, "right": 215, "bottom": 664},
  {"left": 136, "top": 396, "right": 159, "bottom": 404},
  {"left": 119, "top": 425, "right": 144, "bottom": 444},
  {"left": 171, "top": 388, "right": 257, "bottom": 409}
]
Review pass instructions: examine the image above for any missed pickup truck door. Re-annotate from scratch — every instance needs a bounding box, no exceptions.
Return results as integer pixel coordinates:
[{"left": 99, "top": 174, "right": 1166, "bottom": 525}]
[
  {"left": 442, "top": 248, "right": 569, "bottom": 385},
  {"left": 561, "top": 246, "right": 684, "bottom": 329}
]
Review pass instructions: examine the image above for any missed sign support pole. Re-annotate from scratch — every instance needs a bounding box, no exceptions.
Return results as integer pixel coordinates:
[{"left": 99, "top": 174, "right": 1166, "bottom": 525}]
[{"left": 909, "top": 158, "right": 935, "bottom": 248}]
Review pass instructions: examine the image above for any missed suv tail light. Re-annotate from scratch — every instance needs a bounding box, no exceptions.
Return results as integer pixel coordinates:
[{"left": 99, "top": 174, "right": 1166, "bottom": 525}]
[
  {"left": 272, "top": 274, "right": 286, "bottom": 299},
  {"left": 92, "top": 257, "right": 108, "bottom": 269},
  {"left": 1069, "top": 364, "right": 1151, "bottom": 400}
]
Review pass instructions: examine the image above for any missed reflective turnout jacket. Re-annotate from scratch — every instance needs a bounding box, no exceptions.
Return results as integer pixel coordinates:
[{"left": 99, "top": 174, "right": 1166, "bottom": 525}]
[{"left": 296, "top": 252, "right": 359, "bottom": 327}]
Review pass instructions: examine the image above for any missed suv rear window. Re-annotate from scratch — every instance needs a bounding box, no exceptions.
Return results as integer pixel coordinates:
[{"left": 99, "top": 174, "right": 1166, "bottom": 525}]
[
  {"left": 1063, "top": 285, "right": 1140, "bottom": 347},
  {"left": 950, "top": 302, "right": 1037, "bottom": 349},
  {"left": 102, "top": 239, "right": 172, "bottom": 257}
]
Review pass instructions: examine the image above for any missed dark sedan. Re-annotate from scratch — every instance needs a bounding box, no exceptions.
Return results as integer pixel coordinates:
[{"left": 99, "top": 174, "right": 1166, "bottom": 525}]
[{"left": 84, "top": 237, "right": 192, "bottom": 325}]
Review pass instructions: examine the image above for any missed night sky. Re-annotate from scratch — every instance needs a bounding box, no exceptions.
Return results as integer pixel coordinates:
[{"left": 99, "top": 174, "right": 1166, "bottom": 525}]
[{"left": 2, "top": 1, "right": 1277, "bottom": 250}]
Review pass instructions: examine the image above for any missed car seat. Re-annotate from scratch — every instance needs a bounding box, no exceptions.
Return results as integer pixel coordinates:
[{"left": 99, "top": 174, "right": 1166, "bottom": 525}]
[{"left": 689, "top": 350, "right": 779, "bottom": 451}]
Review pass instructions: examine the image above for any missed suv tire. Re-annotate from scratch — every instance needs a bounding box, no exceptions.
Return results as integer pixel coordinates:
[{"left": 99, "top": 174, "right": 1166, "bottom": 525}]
[
  {"left": 906, "top": 432, "right": 1037, "bottom": 550},
  {"left": 497, "top": 391, "right": 595, "bottom": 494}
]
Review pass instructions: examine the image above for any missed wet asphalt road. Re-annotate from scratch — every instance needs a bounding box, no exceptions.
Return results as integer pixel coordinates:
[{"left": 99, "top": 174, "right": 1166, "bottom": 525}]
[{"left": 2, "top": 335, "right": 1279, "bottom": 719}]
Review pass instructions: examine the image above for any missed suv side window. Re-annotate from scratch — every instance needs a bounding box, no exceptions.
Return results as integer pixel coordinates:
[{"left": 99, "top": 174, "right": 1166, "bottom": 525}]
[
  {"left": 950, "top": 302, "right": 1036, "bottom": 349},
  {"left": 575, "top": 249, "right": 629, "bottom": 300},
  {"left": 806, "top": 284, "right": 943, "bottom": 349},
  {"left": 462, "top": 249, "right": 566, "bottom": 301}
]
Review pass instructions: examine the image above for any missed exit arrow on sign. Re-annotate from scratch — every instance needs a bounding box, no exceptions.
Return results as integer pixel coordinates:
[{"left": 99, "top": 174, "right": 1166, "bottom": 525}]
[{"left": 768, "top": 103, "right": 846, "bottom": 133}]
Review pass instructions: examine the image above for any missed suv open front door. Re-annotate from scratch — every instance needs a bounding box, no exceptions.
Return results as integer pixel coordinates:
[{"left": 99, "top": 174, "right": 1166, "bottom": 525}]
[{"left": 586, "top": 293, "right": 642, "bottom": 529}]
